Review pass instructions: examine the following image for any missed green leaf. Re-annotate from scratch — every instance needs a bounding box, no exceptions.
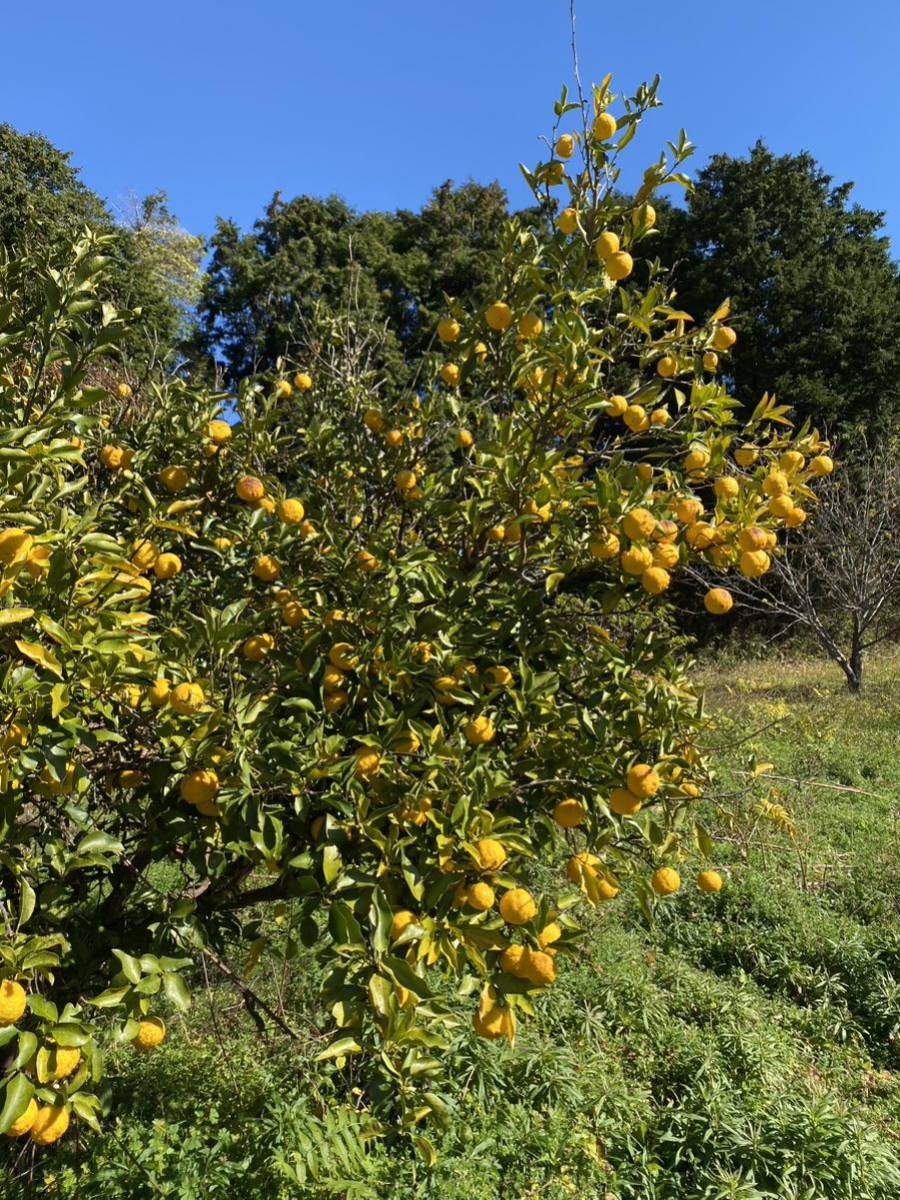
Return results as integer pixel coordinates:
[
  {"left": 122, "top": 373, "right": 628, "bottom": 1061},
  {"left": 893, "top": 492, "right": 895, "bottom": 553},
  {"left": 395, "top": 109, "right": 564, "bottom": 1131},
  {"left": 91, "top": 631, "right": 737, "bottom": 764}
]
[
  {"left": 315, "top": 1036, "right": 362, "bottom": 1061},
  {"left": 0, "top": 607, "right": 34, "bottom": 627},
  {"left": 13, "top": 1032, "right": 37, "bottom": 1071},
  {"left": 0, "top": 1074, "right": 33, "bottom": 1134},
  {"left": 162, "top": 972, "right": 191, "bottom": 1013},
  {"left": 14, "top": 640, "right": 63, "bottom": 677},
  {"left": 694, "top": 821, "right": 715, "bottom": 859},
  {"left": 112, "top": 950, "right": 142, "bottom": 984},
  {"left": 90, "top": 985, "right": 130, "bottom": 1008},
  {"left": 49, "top": 1023, "right": 89, "bottom": 1048},
  {"left": 17, "top": 879, "right": 35, "bottom": 930}
]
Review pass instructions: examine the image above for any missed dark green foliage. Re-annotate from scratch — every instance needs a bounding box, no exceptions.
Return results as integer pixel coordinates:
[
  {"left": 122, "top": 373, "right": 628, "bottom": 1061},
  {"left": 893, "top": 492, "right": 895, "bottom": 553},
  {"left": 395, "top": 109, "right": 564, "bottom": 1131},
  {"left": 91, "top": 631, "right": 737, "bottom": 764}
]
[
  {"left": 0, "top": 125, "right": 199, "bottom": 366},
  {"left": 192, "top": 181, "right": 510, "bottom": 385},
  {"left": 14, "top": 655, "right": 900, "bottom": 1199},
  {"left": 655, "top": 143, "right": 900, "bottom": 433}
]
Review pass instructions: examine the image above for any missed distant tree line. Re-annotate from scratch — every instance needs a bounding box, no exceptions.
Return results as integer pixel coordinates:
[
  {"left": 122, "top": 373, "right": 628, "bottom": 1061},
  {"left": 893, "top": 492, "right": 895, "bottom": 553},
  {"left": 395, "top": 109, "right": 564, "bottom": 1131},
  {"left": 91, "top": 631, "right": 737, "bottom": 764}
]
[{"left": 4, "top": 120, "right": 899, "bottom": 439}]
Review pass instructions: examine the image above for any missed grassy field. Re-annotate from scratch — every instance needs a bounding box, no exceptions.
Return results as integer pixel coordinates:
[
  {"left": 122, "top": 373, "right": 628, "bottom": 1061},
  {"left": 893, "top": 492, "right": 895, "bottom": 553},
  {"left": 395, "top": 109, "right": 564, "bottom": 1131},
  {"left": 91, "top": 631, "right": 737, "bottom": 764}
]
[{"left": 18, "top": 654, "right": 900, "bottom": 1199}]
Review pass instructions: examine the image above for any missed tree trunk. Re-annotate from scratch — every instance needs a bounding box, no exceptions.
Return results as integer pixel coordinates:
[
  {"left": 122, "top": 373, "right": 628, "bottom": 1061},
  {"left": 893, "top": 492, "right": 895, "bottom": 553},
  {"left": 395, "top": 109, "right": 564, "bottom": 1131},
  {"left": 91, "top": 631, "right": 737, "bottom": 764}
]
[{"left": 846, "top": 620, "right": 864, "bottom": 692}]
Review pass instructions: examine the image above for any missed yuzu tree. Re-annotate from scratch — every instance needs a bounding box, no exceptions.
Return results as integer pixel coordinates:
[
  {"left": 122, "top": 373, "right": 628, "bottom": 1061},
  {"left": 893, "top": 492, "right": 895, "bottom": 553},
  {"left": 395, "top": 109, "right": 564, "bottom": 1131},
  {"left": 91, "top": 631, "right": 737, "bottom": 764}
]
[{"left": 0, "top": 76, "right": 825, "bottom": 1152}]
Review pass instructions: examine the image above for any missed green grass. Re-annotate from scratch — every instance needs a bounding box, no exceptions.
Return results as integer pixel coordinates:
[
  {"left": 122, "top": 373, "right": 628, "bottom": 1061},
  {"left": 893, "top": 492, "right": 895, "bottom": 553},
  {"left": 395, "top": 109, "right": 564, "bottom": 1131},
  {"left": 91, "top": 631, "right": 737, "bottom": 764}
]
[{"left": 14, "top": 653, "right": 900, "bottom": 1199}]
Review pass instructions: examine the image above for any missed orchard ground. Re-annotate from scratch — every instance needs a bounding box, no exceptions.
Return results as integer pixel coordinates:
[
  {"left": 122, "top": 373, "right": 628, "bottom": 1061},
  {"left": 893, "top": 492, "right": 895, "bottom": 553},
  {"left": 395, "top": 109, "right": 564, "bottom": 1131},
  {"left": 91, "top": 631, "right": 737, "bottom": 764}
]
[{"left": 26, "top": 651, "right": 900, "bottom": 1199}]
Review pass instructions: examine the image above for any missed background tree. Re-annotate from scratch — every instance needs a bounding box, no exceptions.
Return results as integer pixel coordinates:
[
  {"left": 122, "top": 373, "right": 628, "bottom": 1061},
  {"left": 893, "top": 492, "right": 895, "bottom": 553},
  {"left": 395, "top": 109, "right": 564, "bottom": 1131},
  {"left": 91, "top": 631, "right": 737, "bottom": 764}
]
[
  {"left": 0, "top": 124, "right": 199, "bottom": 366},
  {"left": 701, "top": 440, "right": 900, "bottom": 692},
  {"left": 192, "top": 181, "right": 510, "bottom": 386},
  {"left": 655, "top": 143, "right": 900, "bottom": 433}
]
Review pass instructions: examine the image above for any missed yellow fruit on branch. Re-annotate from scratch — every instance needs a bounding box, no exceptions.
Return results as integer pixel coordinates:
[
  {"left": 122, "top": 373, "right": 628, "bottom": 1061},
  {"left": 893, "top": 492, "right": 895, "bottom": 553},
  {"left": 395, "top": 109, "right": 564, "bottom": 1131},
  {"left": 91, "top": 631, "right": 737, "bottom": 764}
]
[
  {"left": 650, "top": 866, "right": 681, "bottom": 896},
  {"left": 499, "top": 944, "right": 527, "bottom": 976},
  {"left": 132, "top": 1016, "right": 166, "bottom": 1050},
  {"left": 739, "top": 526, "right": 768, "bottom": 552},
  {"left": 253, "top": 554, "right": 280, "bottom": 582},
  {"left": 466, "top": 881, "right": 495, "bottom": 911},
  {"left": 622, "top": 404, "right": 648, "bottom": 432},
  {"left": 762, "top": 470, "right": 789, "bottom": 498},
  {"left": 684, "top": 448, "right": 711, "bottom": 474},
  {"left": 522, "top": 948, "right": 556, "bottom": 986},
  {"left": 712, "top": 325, "right": 737, "bottom": 350},
  {"left": 606, "top": 250, "right": 633, "bottom": 281},
  {"left": 485, "top": 301, "right": 513, "bottom": 332},
  {"left": 131, "top": 539, "right": 159, "bottom": 571},
  {"left": 704, "top": 587, "right": 734, "bottom": 616},
  {"left": 146, "top": 678, "right": 170, "bottom": 707},
  {"left": 475, "top": 838, "right": 507, "bottom": 872},
  {"left": 437, "top": 317, "right": 460, "bottom": 343},
  {"left": 153, "top": 552, "right": 182, "bottom": 580},
  {"left": 242, "top": 633, "right": 275, "bottom": 662},
  {"left": 464, "top": 715, "right": 495, "bottom": 746},
  {"left": 236, "top": 476, "right": 265, "bottom": 503},
  {"left": 620, "top": 544, "right": 653, "bottom": 575},
  {"left": 609, "top": 787, "right": 642, "bottom": 816},
  {"left": 159, "top": 466, "right": 189, "bottom": 493},
  {"left": 641, "top": 566, "right": 670, "bottom": 595},
  {"left": 473, "top": 997, "right": 512, "bottom": 1040},
  {"left": 697, "top": 869, "right": 723, "bottom": 893},
  {"left": 170, "top": 682, "right": 204, "bottom": 715},
  {"left": 622, "top": 507, "right": 656, "bottom": 542},
  {"left": 674, "top": 497, "right": 703, "bottom": 525},
  {"left": 652, "top": 541, "right": 679, "bottom": 570},
  {"left": 537, "top": 921, "right": 562, "bottom": 949},
  {"left": 518, "top": 313, "right": 543, "bottom": 339},
  {"left": 294, "top": 372, "right": 313, "bottom": 391},
  {"left": 498, "top": 887, "right": 537, "bottom": 925},
  {"left": 595, "top": 230, "right": 620, "bottom": 262},
  {"left": 739, "top": 549, "right": 771, "bottom": 578},
  {"left": 354, "top": 747, "right": 381, "bottom": 779},
  {"left": 329, "top": 643, "right": 358, "bottom": 670},
  {"left": 42, "top": 1045, "right": 81, "bottom": 1081},
  {"left": 553, "top": 797, "right": 586, "bottom": 828},
  {"left": 0, "top": 979, "right": 26, "bottom": 1025},
  {"left": 390, "top": 910, "right": 417, "bottom": 941},
  {"left": 208, "top": 419, "right": 232, "bottom": 444},
  {"left": 180, "top": 769, "right": 219, "bottom": 806},
  {"left": 589, "top": 531, "right": 620, "bottom": 560},
  {"left": 784, "top": 506, "right": 807, "bottom": 527},
  {"left": 626, "top": 763, "right": 660, "bottom": 799},
  {"left": 29, "top": 1104, "right": 70, "bottom": 1146},
  {"left": 592, "top": 111, "right": 617, "bottom": 140},
  {"left": 278, "top": 498, "right": 305, "bottom": 523},
  {"left": 768, "top": 494, "right": 794, "bottom": 519}
]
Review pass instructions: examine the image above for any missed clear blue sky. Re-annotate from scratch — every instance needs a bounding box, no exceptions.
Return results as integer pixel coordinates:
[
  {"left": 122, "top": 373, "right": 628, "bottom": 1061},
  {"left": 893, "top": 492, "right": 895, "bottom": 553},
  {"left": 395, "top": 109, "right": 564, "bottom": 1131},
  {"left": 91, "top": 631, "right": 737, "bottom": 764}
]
[{"left": 6, "top": 2, "right": 899, "bottom": 251}]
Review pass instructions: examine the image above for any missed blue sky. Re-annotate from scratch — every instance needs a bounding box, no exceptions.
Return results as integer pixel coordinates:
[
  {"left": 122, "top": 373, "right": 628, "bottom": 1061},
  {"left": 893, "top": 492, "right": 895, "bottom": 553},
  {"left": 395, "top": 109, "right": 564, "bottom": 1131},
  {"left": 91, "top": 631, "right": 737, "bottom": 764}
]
[{"left": 5, "top": 2, "right": 899, "bottom": 251}]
